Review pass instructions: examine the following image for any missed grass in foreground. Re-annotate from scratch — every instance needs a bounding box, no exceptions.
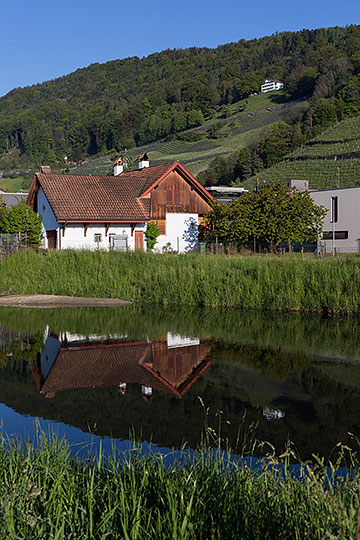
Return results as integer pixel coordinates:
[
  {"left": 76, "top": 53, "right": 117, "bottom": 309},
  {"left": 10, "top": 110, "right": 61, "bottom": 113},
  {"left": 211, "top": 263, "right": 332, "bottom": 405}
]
[
  {"left": 1, "top": 250, "right": 360, "bottom": 314},
  {"left": 0, "top": 431, "right": 358, "bottom": 539}
]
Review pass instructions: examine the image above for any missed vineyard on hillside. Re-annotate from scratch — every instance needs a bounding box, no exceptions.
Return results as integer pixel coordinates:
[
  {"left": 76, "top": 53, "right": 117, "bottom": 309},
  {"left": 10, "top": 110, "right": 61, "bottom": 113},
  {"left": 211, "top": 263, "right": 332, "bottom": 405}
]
[
  {"left": 244, "top": 116, "right": 360, "bottom": 189},
  {"left": 71, "top": 99, "right": 307, "bottom": 177}
]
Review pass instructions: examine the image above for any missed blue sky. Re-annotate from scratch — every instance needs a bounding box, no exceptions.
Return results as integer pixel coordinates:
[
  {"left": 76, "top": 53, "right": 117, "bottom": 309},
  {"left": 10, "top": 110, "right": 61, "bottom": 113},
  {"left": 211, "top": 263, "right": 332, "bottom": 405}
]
[{"left": 1, "top": 0, "right": 359, "bottom": 97}]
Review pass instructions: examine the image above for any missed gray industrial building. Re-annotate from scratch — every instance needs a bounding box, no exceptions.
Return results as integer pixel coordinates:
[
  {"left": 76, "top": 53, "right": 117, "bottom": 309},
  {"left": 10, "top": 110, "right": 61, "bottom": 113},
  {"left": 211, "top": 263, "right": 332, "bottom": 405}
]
[{"left": 310, "top": 186, "right": 360, "bottom": 254}]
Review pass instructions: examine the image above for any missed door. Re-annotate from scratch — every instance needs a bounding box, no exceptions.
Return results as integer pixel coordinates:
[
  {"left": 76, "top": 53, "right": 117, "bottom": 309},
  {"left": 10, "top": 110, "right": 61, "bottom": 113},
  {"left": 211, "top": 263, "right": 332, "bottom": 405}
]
[
  {"left": 134, "top": 231, "right": 144, "bottom": 250},
  {"left": 47, "top": 230, "right": 58, "bottom": 249}
]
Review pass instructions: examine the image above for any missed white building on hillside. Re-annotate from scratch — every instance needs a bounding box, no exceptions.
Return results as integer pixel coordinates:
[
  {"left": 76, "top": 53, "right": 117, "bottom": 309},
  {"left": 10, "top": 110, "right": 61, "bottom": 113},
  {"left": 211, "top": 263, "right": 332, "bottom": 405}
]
[{"left": 260, "top": 79, "right": 284, "bottom": 93}]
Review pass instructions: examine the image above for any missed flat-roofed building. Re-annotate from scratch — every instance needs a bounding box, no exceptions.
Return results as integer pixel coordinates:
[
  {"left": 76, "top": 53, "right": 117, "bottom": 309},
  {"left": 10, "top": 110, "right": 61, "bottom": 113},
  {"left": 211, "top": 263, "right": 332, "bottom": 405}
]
[
  {"left": 310, "top": 186, "right": 360, "bottom": 253},
  {"left": 205, "top": 186, "right": 248, "bottom": 203}
]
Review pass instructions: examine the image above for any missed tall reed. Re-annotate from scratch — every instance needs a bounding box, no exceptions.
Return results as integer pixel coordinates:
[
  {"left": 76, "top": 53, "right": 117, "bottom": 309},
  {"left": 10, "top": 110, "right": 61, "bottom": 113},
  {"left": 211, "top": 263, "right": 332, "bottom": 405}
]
[
  {"left": 1, "top": 250, "right": 360, "bottom": 313},
  {"left": 0, "top": 430, "right": 359, "bottom": 539}
]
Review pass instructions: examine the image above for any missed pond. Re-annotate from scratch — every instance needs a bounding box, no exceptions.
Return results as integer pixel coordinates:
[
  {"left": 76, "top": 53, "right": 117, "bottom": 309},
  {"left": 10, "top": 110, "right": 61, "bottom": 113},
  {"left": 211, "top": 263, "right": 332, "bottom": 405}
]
[{"left": 0, "top": 304, "right": 359, "bottom": 460}]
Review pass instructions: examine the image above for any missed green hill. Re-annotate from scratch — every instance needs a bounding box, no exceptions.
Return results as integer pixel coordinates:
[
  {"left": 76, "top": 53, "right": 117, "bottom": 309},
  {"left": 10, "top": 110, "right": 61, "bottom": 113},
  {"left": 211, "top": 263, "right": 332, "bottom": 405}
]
[
  {"left": 244, "top": 115, "right": 360, "bottom": 189},
  {"left": 0, "top": 24, "right": 359, "bottom": 181},
  {"left": 71, "top": 95, "right": 307, "bottom": 177}
]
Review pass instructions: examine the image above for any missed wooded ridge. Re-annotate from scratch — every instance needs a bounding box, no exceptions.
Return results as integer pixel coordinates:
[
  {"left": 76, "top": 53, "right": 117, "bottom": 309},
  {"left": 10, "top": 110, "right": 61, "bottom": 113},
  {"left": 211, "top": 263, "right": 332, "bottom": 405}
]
[{"left": 0, "top": 24, "right": 359, "bottom": 175}]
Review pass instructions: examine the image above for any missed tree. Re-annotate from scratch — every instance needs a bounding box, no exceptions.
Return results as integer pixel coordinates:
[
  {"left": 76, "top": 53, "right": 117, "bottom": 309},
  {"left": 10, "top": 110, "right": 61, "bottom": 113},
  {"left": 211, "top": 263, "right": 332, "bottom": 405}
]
[
  {"left": 203, "top": 181, "right": 326, "bottom": 251},
  {"left": 144, "top": 221, "right": 160, "bottom": 250},
  {"left": 0, "top": 194, "right": 8, "bottom": 228},
  {"left": 1, "top": 201, "right": 42, "bottom": 247}
]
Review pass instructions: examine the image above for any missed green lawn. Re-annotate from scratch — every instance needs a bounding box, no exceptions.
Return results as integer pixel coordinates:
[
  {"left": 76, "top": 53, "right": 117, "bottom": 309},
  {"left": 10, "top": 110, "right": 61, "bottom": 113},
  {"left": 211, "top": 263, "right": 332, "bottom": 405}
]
[{"left": 0, "top": 176, "right": 27, "bottom": 193}]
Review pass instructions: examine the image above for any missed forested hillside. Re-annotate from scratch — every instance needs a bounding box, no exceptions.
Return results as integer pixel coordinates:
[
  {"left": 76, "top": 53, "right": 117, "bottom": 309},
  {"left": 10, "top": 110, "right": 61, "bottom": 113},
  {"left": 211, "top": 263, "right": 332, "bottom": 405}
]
[{"left": 0, "top": 24, "right": 360, "bottom": 177}]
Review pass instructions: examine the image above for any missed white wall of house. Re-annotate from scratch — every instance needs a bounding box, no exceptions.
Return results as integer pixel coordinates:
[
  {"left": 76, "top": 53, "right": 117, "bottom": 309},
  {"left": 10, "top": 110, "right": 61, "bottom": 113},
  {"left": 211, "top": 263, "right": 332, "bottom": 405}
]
[
  {"left": 37, "top": 188, "right": 147, "bottom": 250},
  {"left": 60, "top": 223, "right": 147, "bottom": 250},
  {"left": 154, "top": 213, "right": 199, "bottom": 253},
  {"left": 310, "top": 187, "right": 360, "bottom": 253}
]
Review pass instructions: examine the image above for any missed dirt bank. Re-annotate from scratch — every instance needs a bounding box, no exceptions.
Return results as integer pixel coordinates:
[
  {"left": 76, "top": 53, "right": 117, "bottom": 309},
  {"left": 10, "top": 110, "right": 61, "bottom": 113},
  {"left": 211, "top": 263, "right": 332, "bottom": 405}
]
[{"left": 0, "top": 294, "right": 131, "bottom": 308}]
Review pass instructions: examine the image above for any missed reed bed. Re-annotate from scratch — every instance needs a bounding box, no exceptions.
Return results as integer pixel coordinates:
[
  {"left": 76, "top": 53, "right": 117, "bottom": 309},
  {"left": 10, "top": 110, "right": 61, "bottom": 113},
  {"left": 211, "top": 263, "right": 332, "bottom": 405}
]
[
  {"left": 1, "top": 250, "right": 360, "bottom": 313},
  {"left": 0, "top": 431, "right": 359, "bottom": 539}
]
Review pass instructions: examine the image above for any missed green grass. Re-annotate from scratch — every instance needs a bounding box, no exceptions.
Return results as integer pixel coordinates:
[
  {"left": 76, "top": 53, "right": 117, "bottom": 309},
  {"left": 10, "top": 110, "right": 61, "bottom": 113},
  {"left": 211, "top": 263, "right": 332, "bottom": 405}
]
[
  {"left": 2, "top": 250, "right": 360, "bottom": 314},
  {"left": 209, "top": 89, "right": 291, "bottom": 120},
  {"left": 0, "top": 176, "right": 27, "bottom": 193},
  {"left": 0, "top": 429, "right": 358, "bottom": 539}
]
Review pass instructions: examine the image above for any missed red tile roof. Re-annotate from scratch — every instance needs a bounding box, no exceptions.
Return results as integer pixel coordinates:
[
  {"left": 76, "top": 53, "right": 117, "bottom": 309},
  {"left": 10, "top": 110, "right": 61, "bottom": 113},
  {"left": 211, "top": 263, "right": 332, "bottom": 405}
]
[{"left": 26, "top": 161, "right": 212, "bottom": 222}]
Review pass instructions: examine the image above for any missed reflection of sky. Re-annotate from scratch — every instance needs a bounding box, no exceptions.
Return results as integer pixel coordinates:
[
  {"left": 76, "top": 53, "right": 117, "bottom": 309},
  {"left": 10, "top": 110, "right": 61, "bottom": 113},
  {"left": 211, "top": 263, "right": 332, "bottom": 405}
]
[
  {"left": 0, "top": 403, "right": 352, "bottom": 483},
  {"left": 0, "top": 403, "right": 172, "bottom": 459}
]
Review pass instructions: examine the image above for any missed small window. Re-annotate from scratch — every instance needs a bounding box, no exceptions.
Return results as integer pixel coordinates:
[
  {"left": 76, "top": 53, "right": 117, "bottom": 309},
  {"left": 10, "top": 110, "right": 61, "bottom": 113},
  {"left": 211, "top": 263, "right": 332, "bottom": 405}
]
[
  {"left": 323, "top": 230, "right": 348, "bottom": 240},
  {"left": 109, "top": 234, "right": 128, "bottom": 251},
  {"left": 94, "top": 233, "right": 102, "bottom": 243}
]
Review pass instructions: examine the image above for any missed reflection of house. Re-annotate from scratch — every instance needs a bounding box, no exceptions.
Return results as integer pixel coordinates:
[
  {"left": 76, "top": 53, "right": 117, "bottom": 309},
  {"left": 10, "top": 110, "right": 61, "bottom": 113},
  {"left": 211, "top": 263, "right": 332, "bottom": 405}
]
[
  {"left": 26, "top": 157, "right": 212, "bottom": 253},
  {"left": 31, "top": 333, "right": 211, "bottom": 399},
  {"left": 262, "top": 407, "right": 285, "bottom": 421}
]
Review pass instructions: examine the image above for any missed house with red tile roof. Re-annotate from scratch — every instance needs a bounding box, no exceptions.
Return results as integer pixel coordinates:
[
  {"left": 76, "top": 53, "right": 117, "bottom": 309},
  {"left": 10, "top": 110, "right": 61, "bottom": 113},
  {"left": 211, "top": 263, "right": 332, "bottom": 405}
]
[{"left": 26, "top": 157, "right": 213, "bottom": 252}]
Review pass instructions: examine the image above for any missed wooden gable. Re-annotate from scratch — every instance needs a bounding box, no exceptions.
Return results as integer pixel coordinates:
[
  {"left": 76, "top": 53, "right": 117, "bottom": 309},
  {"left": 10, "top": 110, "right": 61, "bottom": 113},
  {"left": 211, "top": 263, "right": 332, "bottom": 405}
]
[{"left": 149, "top": 170, "right": 212, "bottom": 220}]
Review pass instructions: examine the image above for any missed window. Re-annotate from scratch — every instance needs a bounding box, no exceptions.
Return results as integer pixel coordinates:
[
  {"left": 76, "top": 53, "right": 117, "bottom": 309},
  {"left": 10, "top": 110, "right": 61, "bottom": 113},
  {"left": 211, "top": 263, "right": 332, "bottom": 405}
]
[
  {"left": 330, "top": 196, "right": 338, "bottom": 223},
  {"left": 323, "top": 230, "right": 348, "bottom": 240},
  {"left": 109, "top": 234, "right": 128, "bottom": 251},
  {"left": 94, "top": 233, "right": 102, "bottom": 243}
]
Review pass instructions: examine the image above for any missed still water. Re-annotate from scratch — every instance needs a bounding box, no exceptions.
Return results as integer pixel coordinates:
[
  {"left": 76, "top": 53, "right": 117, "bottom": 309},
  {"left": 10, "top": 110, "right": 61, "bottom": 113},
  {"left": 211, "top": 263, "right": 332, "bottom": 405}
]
[{"left": 0, "top": 304, "right": 360, "bottom": 459}]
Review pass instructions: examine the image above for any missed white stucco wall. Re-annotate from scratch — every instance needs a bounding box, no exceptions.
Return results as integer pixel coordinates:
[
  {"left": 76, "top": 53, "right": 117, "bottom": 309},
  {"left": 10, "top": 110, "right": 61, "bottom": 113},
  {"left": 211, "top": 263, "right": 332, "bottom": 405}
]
[
  {"left": 154, "top": 213, "right": 199, "bottom": 253},
  {"left": 60, "top": 223, "right": 147, "bottom": 250},
  {"left": 36, "top": 189, "right": 147, "bottom": 250}
]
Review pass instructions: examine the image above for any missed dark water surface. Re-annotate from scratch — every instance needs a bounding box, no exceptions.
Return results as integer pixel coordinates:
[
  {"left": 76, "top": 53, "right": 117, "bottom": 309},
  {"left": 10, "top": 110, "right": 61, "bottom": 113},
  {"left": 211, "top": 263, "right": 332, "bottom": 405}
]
[{"left": 0, "top": 305, "right": 360, "bottom": 460}]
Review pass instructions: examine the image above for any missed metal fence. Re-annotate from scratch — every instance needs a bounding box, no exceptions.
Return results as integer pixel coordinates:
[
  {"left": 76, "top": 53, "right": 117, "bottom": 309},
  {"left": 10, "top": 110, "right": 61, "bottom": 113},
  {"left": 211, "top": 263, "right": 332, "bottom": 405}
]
[
  {"left": 0, "top": 233, "right": 20, "bottom": 260},
  {"left": 198, "top": 240, "right": 318, "bottom": 255}
]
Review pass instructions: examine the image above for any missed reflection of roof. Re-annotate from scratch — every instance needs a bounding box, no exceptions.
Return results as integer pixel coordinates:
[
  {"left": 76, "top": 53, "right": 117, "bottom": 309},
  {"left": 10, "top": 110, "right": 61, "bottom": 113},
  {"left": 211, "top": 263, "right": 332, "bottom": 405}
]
[{"left": 32, "top": 339, "right": 211, "bottom": 398}]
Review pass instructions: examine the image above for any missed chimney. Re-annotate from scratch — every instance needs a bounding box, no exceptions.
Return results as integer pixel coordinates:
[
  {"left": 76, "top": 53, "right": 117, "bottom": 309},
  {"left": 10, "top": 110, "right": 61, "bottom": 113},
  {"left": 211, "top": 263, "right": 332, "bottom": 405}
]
[
  {"left": 114, "top": 157, "right": 124, "bottom": 176},
  {"left": 138, "top": 152, "right": 149, "bottom": 170},
  {"left": 40, "top": 165, "right": 52, "bottom": 174}
]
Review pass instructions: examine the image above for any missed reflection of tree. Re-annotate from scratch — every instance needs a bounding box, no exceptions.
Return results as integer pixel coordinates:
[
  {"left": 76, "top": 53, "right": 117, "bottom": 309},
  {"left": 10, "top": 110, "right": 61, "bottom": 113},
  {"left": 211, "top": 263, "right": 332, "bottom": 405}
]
[
  {"left": 221, "top": 344, "right": 312, "bottom": 381},
  {"left": 0, "top": 333, "right": 44, "bottom": 368},
  {"left": 1, "top": 306, "right": 360, "bottom": 360}
]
